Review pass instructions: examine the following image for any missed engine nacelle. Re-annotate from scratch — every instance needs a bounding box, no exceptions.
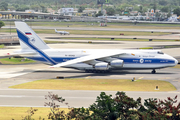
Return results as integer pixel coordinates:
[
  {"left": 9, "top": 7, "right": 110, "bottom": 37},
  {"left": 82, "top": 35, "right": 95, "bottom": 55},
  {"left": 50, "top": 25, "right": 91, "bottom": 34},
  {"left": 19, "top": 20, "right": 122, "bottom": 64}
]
[
  {"left": 94, "top": 62, "right": 109, "bottom": 70},
  {"left": 110, "top": 60, "right": 124, "bottom": 67}
]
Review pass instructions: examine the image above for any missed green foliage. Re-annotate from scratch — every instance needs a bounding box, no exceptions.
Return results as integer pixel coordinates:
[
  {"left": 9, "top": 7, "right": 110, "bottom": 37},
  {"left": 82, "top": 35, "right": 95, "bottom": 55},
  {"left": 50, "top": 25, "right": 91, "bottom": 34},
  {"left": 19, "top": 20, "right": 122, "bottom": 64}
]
[
  {"left": 50, "top": 92, "right": 180, "bottom": 120},
  {"left": 16, "top": 5, "right": 30, "bottom": 11},
  {"left": 95, "top": 11, "right": 103, "bottom": 17},
  {"left": 89, "top": 92, "right": 118, "bottom": 120},
  {"left": 0, "top": 2, "right": 8, "bottom": 11},
  {"left": 138, "top": 96, "right": 180, "bottom": 120},
  {"left": 42, "top": 91, "right": 180, "bottom": 120},
  {"left": 78, "top": 6, "right": 85, "bottom": 13},
  {"left": 159, "top": 0, "right": 168, "bottom": 6},
  {"left": 161, "top": 6, "right": 169, "bottom": 12},
  {"left": 0, "top": 21, "right": 5, "bottom": 28},
  {"left": 89, "top": 91, "right": 141, "bottom": 120},
  {"left": 173, "top": 7, "right": 180, "bottom": 16},
  {"left": 106, "top": 7, "right": 115, "bottom": 15}
]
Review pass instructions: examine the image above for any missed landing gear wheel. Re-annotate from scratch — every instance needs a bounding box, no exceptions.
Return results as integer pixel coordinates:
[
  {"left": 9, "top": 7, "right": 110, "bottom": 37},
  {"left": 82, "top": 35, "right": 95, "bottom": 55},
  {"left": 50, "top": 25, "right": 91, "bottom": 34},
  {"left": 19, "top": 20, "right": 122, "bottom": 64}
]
[{"left": 151, "top": 69, "right": 156, "bottom": 74}]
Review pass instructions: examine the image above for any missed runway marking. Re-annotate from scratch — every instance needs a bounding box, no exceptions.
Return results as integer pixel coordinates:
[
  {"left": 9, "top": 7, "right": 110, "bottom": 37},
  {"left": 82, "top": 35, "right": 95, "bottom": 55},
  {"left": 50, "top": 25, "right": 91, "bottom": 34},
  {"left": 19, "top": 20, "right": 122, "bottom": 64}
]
[
  {"left": 0, "top": 105, "right": 87, "bottom": 108},
  {"left": 0, "top": 95, "right": 44, "bottom": 98},
  {"left": 158, "top": 77, "right": 171, "bottom": 80},
  {"left": 85, "top": 76, "right": 91, "bottom": 79},
  {"left": 138, "top": 77, "right": 144, "bottom": 79},
  {"left": 172, "top": 80, "right": 179, "bottom": 82},
  {"left": 0, "top": 71, "right": 30, "bottom": 78}
]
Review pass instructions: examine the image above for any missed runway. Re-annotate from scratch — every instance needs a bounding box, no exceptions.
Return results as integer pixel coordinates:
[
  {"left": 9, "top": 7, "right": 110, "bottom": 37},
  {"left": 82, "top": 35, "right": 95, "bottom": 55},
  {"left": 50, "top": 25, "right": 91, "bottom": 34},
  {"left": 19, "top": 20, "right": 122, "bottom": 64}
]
[
  {"left": 0, "top": 89, "right": 179, "bottom": 108},
  {"left": 0, "top": 63, "right": 180, "bottom": 108}
]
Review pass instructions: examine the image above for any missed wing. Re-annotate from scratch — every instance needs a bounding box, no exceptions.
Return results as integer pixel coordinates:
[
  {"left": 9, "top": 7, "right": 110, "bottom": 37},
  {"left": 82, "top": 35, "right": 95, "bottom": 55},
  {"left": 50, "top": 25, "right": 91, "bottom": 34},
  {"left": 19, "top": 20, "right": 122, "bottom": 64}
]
[{"left": 50, "top": 51, "right": 125, "bottom": 68}]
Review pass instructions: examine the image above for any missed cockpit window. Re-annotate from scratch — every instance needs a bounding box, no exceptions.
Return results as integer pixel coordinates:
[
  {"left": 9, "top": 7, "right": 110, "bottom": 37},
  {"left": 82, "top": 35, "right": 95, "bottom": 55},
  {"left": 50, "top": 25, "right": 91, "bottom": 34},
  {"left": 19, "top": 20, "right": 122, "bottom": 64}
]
[{"left": 157, "top": 51, "right": 164, "bottom": 54}]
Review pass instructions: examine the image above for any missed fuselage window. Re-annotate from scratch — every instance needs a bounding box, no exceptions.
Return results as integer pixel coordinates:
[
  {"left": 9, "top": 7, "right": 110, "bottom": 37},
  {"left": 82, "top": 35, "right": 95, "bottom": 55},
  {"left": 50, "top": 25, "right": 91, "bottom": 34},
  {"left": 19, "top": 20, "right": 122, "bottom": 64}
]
[{"left": 157, "top": 51, "right": 164, "bottom": 54}]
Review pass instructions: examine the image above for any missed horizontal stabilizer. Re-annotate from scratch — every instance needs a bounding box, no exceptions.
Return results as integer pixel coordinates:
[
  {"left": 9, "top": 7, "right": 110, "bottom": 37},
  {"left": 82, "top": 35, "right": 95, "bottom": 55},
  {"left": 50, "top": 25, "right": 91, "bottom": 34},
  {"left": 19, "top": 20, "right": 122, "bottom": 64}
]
[{"left": 5, "top": 52, "right": 36, "bottom": 57}]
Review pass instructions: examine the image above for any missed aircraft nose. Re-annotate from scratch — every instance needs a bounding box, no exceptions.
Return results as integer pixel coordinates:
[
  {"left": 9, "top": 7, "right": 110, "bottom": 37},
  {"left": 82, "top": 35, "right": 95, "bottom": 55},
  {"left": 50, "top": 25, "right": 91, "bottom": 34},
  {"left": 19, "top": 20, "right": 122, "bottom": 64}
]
[{"left": 175, "top": 59, "right": 178, "bottom": 65}]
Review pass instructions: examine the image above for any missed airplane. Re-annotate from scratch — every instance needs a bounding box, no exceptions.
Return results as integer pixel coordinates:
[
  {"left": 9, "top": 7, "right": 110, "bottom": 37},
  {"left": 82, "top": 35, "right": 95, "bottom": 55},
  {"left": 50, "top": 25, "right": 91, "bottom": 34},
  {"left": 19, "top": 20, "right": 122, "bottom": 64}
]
[
  {"left": 7, "top": 21, "right": 178, "bottom": 74},
  {"left": 55, "top": 29, "right": 69, "bottom": 35}
]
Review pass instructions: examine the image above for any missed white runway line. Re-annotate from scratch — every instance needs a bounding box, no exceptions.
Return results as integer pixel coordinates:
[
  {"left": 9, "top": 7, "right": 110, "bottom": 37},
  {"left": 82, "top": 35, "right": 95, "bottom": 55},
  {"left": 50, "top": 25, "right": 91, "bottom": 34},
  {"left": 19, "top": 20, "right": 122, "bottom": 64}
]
[{"left": 0, "top": 71, "right": 30, "bottom": 78}]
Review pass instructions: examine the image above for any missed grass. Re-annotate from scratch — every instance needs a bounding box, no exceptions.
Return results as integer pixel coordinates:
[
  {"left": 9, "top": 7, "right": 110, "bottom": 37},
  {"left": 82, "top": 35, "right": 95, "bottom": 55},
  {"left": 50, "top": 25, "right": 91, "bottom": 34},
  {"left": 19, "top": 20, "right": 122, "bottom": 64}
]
[
  {"left": 0, "top": 107, "right": 69, "bottom": 120},
  {"left": 164, "top": 45, "right": 180, "bottom": 48},
  {"left": 139, "top": 47, "right": 154, "bottom": 49},
  {"left": 0, "top": 44, "right": 5, "bottom": 48},
  {"left": 0, "top": 57, "right": 35, "bottom": 64},
  {"left": 9, "top": 78, "right": 176, "bottom": 92}
]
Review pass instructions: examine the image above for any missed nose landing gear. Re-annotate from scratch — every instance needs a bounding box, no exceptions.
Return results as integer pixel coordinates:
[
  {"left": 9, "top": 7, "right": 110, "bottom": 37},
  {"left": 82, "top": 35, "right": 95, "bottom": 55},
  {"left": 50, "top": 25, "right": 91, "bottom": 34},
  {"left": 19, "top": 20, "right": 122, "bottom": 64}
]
[{"left": 151, "top": 69, "right": 156, "bottom": 74}]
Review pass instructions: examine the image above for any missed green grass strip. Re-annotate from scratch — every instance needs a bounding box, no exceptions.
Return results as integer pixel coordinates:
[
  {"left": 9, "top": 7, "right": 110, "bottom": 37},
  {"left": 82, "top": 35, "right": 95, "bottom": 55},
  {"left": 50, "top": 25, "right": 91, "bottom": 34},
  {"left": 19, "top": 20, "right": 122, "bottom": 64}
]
[
  {"left": 0, "top": 44, "right": 4, "bottom": 48},
  {"left": 9, "top": 78, "right": 176, "bottom": 92},
  {"left": 0, "top": 58, "right": 35, "bottom": 64}
]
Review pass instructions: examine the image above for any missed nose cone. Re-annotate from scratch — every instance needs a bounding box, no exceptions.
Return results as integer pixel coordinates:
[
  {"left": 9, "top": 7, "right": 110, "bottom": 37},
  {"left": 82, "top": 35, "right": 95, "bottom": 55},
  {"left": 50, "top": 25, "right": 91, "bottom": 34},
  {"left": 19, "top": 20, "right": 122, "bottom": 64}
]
[{"left": 175, "top": 59, "right": 178, "bottom": 65}]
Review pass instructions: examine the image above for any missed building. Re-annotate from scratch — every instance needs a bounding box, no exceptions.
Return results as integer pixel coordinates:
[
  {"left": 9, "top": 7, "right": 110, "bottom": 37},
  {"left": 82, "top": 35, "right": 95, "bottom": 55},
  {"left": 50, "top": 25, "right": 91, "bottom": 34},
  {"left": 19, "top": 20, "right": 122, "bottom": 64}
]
[{"left": 58, "top": 8, "right": 74, "bottom": 16}]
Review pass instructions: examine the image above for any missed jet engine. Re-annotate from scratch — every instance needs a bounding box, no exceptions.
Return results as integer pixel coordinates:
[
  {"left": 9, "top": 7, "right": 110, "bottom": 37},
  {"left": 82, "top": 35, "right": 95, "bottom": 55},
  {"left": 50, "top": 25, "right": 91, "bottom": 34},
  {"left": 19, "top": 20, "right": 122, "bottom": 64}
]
[
  {"left": 94, "top": 62, "right": 109, "bottom": 70},
  {"left": 110, "top": 60, "right": 124, "bottom": 67}
]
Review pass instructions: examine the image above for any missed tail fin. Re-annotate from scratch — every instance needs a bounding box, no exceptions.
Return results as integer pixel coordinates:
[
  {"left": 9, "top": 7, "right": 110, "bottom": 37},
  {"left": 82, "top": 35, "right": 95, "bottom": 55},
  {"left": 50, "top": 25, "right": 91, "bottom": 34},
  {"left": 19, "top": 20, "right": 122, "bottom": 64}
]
[
  {"left": 15, "top": 21, "right": 57, "bottom": 65},
  {"left": 15, "top": 21, "right": 50, "bottom": 50},
  {"left": 55, "top": 29, "right": 57, "bottom": 32}
]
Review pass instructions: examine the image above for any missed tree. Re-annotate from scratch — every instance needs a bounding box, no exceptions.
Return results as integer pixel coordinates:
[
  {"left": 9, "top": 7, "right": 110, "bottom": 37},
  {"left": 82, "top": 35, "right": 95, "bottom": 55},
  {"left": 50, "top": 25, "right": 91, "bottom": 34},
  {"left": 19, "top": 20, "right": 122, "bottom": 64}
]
[
  {"left": 173, "top": 7, "right": 180, "bottom": 16},
  {"left": 89, "top": 92, "right": 141, "bottom": 120},
  {"left": 0, "top": 2, "right": 8, "bottom": 11},
  {"left": 159, "top": 0, "right": 168, "bottom": 6},
  {"left": 0, "top": 21, "right": 5, "bottom": 28},
  {"left": 18, "top": 92, "right": 180, "bottom": 120},
  {"left": 44, "top": 92, "right": 68, "bottom": 120},
  {"left": 40, "top": 4, "right": 47, "bottom": 13},
  {"left": 31, "top": 5, "right": 40, "bottom": 12},
  {"left": 16, "top": 5, "right": 30, "bottom": 11},
  {"left": 161, "top": 6, "right": 169, "bottom": 12},
  {"left": 95, "top": 11, "right": 103, "bottom": 17},
  {"left": 106, "top": 7, "right": 115, "bottom": 16},
  {"left": 139, "top": 6, "right": 143, "bottom": 13},
  {"left": 78, "top": 6, "right": 85, "bottom": 13}
]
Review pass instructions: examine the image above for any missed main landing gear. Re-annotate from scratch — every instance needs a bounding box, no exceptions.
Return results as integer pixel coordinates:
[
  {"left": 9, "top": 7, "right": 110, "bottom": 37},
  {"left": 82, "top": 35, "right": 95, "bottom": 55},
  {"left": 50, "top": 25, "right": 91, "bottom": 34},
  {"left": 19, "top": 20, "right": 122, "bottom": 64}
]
[{"left": 151, "top": 69, "right": 156, "bottom": 74}]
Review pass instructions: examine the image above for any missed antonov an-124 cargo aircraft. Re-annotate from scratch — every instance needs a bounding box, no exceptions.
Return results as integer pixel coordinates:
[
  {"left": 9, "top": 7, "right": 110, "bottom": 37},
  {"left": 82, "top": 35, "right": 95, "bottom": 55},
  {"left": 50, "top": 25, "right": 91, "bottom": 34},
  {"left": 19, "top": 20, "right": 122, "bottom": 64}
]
[{"left": 7, "top": 21, "right": 178, "bottom": 74}]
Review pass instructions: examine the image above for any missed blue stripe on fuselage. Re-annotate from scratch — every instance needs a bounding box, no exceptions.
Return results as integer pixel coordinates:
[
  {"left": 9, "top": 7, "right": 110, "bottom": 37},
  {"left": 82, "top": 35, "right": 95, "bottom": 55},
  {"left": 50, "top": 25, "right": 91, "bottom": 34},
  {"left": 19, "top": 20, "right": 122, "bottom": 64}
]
[
  {"left": 26, "top": 57, "right": 175, "bottom": 64},
  {"left": 26, "top": 57, "right": 75, "bottom": 63},
  {"left": 17, "top": 29, "right": 57, "bottom": 65},
  {"left": 121, "top": 58, "right": 175, "bottom": 64}
]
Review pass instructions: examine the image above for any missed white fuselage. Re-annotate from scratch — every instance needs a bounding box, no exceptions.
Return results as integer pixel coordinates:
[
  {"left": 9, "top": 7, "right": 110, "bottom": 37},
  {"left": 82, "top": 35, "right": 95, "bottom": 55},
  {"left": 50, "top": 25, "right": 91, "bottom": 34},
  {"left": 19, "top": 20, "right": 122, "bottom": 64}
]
[
  {"left": 55, "top": 31, "right": 69, "bottom": 35},
  {"left": 18, "top": 49, "right": 178, "bottom": 70}
]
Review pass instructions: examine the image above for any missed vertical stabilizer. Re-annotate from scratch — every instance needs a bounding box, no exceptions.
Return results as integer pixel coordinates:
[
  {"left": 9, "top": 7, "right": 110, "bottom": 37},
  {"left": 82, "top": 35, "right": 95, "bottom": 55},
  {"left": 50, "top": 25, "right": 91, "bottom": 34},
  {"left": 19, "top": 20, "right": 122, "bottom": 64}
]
[
  {"left": 15, "top": 21, "right": 50, "bottom": 50},
  {"left": 55, "top": 29, "right": 57, "bottom": 33}
]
